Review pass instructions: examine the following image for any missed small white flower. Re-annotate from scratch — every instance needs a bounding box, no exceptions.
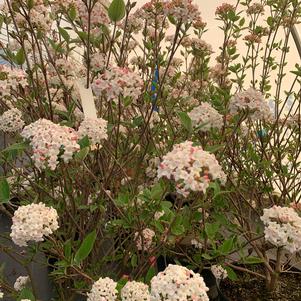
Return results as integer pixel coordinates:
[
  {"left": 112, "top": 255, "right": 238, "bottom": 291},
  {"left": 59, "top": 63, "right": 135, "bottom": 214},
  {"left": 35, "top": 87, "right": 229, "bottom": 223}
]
[
  {"left": 14, "top": 276, "right": 30, "bottom": 291},
  {"left": 157, "top": 141, "right": 226, "bottom": 197},
  {"left": 150, "top": 264, "right": 209, "bottom": 301},
  {"left": 10, "top": 203, "right": 59, "bottom": 247},
  {"left": 78, "top": 117, "right": 108, "bottom": 146},
  {"left": 211, "top": 265, "right": 228, "bottom": 280},
  {"left": 261, "top": 205, "right": 301, "bottom": 253},
  {"left": 121, "top": 281, "right": 150, "bottom": 301},
  {"left": 0, "top": 108, "right": 25, "bottom": 132},
  {"left": 87, "top": 277, "right": 117, "bottom": 301}
]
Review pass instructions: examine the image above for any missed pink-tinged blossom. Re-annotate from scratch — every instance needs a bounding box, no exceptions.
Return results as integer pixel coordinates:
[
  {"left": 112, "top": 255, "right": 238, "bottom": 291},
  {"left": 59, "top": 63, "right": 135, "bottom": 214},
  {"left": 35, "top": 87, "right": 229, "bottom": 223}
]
[
  {"left": 229, "top": 88, "right": 273, "bottom": 121},
  {"left": 157, "top": 141, "right": 226, "bottom": 197},
  {"left": 188, "top": 102, "right": 223, "bottom": 131},
  {"left": 261, "top": 206, "right": 301, "bottom": 253},
  {"left": 135, "top": 228, "right": 155, "bottom": 251},
  {"left": 150, "top": 264, "right": 209, "bottom": 301},
  {"left": 21, "top": 119, "right": 80, "bottom": 170},
  {"left": 164, "top": 0, "right": 201, "bottom": 23},
  {"left": 92, "top": 66, "right": 143, "bottom": 102},
  {"left": 78, "top": 117, "right": 108, "bottom": 146}
]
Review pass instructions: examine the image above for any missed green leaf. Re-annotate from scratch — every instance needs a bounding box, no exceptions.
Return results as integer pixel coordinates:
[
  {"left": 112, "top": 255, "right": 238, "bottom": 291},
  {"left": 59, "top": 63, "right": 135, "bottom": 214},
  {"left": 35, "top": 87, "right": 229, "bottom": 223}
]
[
  {"left": 74, "top": 147, "right": 89, "bottom": 161},
  {"left": 242, "top": 256, "right": 264, "bottom": 264},
  {"left": 17, "top": 287, "right": 35, "bottom": 301},
  {"left": 68, "top": 5, "right": 77, "bottom": 21},
  {"left": 225, "top": 266, "right": 238, "bottom": 280},
  {"left": 108, "top": 0, "right": 126, "bottom": 22},
  {"left": 74, "top": 230, "right": 97, "bottom": 265},
  {"left": 171, "top": 216, "right": 185, "bottom": 236},
  {"left": 178, "top": 112, "right": 192, "bottom": 133},
  {"left": 131, "top": 254, "right": 137, "bottom": 268},
  {"left": 145, "top": 266, "right": 155, "bottom": 284},
  {"left": 150, "top": 182, "right": 164, "bottom": 200},
  {"left": 58, "top": 27, "right": 70, "bottom": 42},
  {"left": 205, "top": 223, "right": 220, "bottom": 240},
  {"left": 0, "top": 178, "right": 10, "bottom": 204},
  {"left": 218, "top": 237, "right": 234, "bottom": 255},
  {"left": 78, "top": 135, "right": 90, "bottom": 148},
  {"left": 2, "top": 141, "right": 28, "bottom": 154},
  {"left": 15, "top": 48, "right": 25, "bottom": 65},
  {"left": 64, "top": 239, "right": 72, "bottom": 260}
]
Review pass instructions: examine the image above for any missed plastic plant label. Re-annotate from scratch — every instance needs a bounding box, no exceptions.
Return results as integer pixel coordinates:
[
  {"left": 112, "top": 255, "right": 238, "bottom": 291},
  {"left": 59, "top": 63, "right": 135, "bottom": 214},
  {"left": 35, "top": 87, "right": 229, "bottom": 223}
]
[{"left": 75, "top": 79, "right": 97, "bottom": 119}]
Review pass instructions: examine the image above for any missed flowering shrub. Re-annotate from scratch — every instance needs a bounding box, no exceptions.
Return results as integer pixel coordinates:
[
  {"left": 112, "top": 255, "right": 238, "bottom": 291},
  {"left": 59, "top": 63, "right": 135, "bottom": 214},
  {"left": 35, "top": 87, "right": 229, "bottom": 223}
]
[{"left": 0, "top": 0, "right": 301, "bottom": 299}]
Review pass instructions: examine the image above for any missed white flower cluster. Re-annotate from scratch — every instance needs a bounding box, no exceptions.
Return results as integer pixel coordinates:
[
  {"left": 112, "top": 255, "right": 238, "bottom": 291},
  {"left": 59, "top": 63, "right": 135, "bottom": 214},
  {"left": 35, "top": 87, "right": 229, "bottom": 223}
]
[
  {"left": 188, "top": 103, "right": 223, "bottom": 131},
  {"left": 121, "top": 281, "right": 150, "bottom": 301},
  {"left": 14, "top": 276, "right": 30, "bottom": 291},
  {"left": 157, "top": 141, "right": 226, "bottom": 197},
  {"left": 261, "top": 205, "right": 301, "bottom": 253},
  {"left": 90, "top": 53, "right": 106, "bottom": 71},
  {"left": 146, "top": 157, "right": 161, "bottom": 178},
  {"left": 191, "top": 239, "right": 203, "bottom": 249},
  {"left": 0, "top": 108, "right": 25, "bottom": 133},
  {"left": 78, "top": 117, "right": 108, "bottom": 146},
  {"left": 29, "top": 3, "right": 52, "bottom": 32},
  {"left": 21, "top": 119, "right": 80, "bottom": 170},
  {"left": 0, "top": 291, "right": 3, "bottom": 299},
  {"left": 211, "top": 265, "right": 228, "bottom": 280},
  {"left": 229, "top": 88, "right": 272, "bottom": 121},
  {"left": 0, "top": 65, "right": 27, "bottom": 99},
  {"left": 87, "top": 277, "right": 117, "bottom": 301},
  {"left": 135, "top": 228, "right": 155, "bottom": 251},
  {"left": 164, "top": 0, "right": 201, "bottom": 23},
  {"left": 92, "top": 67, "right": 143, "bottom": 102},
  {"left": 150, "top": 264, "right": 209, "bottom": 301},
  {"left": 10, "top": 203, "right": 59, "bottom": 247},
  {"left": 76, "top": 0, "right": 109, "bottom": 31}
]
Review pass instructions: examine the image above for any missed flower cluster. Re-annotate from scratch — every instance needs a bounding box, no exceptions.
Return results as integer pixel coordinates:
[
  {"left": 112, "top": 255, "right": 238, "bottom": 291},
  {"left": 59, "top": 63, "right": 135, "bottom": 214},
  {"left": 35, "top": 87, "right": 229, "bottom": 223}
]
[
  {"left": 90, "top": 53, "right": 106, "bottom": 71},
  {"left": 76, "top": 0, "right": 109, "bottom": 32},
  {"left": 191, "top": 38, "right": 213, "bottom": 53},
  {"left": 211, "top": 265, "right": 228, "bottom": 280},
  {"left": 158, "top": 141, "right": 226, "bottom": 197},
  {"left": 0, "top": 65, "right": 27, "bottom": 101},
  {"left": 10, "top": 203, "right": 59, "bottom": 247},
  {"left": 246, "top": 3, "right": 265, "bottom": 15},
  {"left": 0, "top": 108, "right": 25, "bottom": 133},
  {"left": 150, "top": 264, "right": 209, "bottom": 301},
  {"left": 14, "top": 276, "right": 30, "bottom": 291},
  {"left": 135, "top": 228, "right": 155, "bottom": 251},
  {"left": 164, "top": 0, "right": 201, "bottom": 23},
  {"left": 78, "top": 117, "right": 108, "bottom": 146},
  {"left": 229, "top": 88, "right": 272, "bottom": 121},
  {"left": 92, "top": 67, "right": 143, "bottom": 102},
  {"left": 21, "top": 119, "right": 80, "bottom": 170},
  {"left": 135, "top": 0, "right": 167, "bottom": 28},
  {"left": 261, "top": 206, "right": 301, "bottom": 253},
  {"left": 188, "top": 102, "right": 223, "bottom": 131},
  {"left": 215, "top": 3, "right": 236, "bottom": 16},
  {"left": 87, "top": 277, "right": 117, "bottom": 301},
  {"left": 121, "top": 281, "right": 150, "bottom": 301},
  {"left": 29, "top": 3, "right": 52, "bottom": 32}
]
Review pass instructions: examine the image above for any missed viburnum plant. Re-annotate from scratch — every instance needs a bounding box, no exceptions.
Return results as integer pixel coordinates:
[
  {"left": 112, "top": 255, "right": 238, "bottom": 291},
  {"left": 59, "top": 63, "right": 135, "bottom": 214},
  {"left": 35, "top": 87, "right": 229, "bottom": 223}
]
[{"left": 0, "top": 0, "right": 301, "bottom": 299}]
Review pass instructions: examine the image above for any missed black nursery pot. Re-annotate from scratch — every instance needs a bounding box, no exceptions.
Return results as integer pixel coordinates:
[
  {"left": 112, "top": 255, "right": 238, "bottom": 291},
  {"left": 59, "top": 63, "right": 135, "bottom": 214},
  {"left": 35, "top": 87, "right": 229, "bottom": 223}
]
[{"left": 156, "top": 255, "right": 230, "bottom": 301}]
